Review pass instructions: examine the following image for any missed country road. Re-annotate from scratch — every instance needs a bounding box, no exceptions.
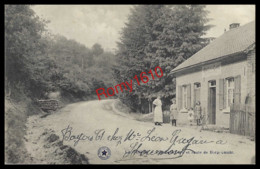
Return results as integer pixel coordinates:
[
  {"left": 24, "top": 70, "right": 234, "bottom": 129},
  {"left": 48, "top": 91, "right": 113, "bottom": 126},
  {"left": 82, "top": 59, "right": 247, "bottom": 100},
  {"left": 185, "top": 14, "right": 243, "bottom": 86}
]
[{"left": 25, "top": 99, "right": 255, "bottom": 164}]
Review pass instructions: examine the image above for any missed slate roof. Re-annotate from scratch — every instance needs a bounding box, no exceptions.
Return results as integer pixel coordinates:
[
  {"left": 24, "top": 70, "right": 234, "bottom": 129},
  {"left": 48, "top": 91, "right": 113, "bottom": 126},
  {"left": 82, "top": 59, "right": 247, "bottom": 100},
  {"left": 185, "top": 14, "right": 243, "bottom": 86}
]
[{"left": 171, "top": 21, "right": 255, "bottom": 73}]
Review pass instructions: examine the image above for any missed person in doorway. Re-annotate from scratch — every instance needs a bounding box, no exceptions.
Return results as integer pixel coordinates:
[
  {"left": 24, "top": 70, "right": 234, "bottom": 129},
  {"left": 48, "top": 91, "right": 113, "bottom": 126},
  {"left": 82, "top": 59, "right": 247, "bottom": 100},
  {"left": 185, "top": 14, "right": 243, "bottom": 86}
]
[
  {"left": 153, "top": 96, "right": 163, "bottom": 126},
  {"left": 188, "top": 108, "right": 194, "bottom": 126},
  {"left": 170, "top": 98, "right": 178, "bottom": 126},
  {"left": 194, "top": 101, "right": 202, "bottom": 126}
]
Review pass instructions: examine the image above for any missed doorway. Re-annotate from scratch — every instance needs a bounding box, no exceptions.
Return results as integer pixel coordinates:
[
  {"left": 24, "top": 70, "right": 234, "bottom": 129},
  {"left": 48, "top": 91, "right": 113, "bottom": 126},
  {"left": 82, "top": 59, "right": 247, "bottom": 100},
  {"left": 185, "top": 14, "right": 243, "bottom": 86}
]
[
  {"left": 208, "top": 81, "right": 216, "bottom": 124},
  {"left": 194, "top": 83, "right": 201, "bottom": 106}
]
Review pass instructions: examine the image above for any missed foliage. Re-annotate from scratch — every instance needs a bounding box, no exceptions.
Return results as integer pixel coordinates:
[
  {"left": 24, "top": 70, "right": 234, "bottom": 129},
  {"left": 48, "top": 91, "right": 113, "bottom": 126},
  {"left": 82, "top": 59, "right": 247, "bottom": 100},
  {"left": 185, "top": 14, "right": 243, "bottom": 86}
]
[
  {"left": 114, "top": 5, "right": 213, "bottom": 112},
  {"left": 5, "top": 5, "right": 47, "bottom": 96},
  {"left": 5, "top": 5, "right": 117, "bottom": 100},
  {"left": 91, "top": 43, "right": 104, "bottom": 57},
  {"left": 5, "top": 5, "right": 117, "bottom": 163}
]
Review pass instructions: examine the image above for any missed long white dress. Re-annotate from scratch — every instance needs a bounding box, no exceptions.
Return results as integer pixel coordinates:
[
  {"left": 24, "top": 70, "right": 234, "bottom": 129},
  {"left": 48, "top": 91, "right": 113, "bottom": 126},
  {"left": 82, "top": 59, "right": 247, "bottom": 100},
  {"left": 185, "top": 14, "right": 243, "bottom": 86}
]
[{"left": 153, "top": 98, "right": 163, "bottom": 123}]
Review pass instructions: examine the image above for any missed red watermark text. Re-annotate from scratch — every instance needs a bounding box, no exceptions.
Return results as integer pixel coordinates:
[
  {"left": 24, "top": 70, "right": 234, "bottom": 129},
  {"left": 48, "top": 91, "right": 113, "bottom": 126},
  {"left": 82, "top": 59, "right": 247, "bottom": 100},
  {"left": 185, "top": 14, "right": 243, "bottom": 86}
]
[{"left": 96, "top": 66, "right": 163, "bottom": 100}]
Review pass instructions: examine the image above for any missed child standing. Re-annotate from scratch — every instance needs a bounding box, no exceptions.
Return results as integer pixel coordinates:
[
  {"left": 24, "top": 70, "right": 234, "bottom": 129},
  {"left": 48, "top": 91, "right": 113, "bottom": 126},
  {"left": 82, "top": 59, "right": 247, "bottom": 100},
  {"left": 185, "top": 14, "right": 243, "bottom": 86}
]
[
  {"left": 188, "top": 108, "right": 194, "bottom": 126},
  {"left": 170, "top": 99, "right": 178, "bottom": 126}
]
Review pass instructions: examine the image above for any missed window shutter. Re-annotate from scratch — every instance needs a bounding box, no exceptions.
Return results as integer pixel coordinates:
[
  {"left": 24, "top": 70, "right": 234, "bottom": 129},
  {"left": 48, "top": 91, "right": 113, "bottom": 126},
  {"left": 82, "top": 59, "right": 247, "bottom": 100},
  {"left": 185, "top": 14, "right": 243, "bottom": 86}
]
[
  {"left": 223, "top": 79, "right": 227, "bottom": 109},
  {"left": 187, "top": 84, "right": 191, "bottom": 109},
  {"left": 178, "top": 85, "right": 182, "bottom": 110},
  {"left": 234, "top": 75, "right": 241, "bottom": 104},
  {"left": 219, "top": 79, "right": 224, "bottom": 109}
]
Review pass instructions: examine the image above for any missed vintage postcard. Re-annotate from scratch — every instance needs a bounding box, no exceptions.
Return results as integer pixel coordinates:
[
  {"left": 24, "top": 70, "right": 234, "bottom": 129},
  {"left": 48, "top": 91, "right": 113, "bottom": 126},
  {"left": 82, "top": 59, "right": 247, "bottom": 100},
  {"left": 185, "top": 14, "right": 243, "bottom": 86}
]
[{"left": 4, "top": 4, "right": 255, "bottom": 164}]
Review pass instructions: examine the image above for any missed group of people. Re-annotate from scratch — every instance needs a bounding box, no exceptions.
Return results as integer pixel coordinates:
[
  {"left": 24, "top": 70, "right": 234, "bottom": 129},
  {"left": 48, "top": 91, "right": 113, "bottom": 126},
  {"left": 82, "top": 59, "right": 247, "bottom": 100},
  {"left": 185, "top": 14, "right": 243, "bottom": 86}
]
[{"left": 153, "top": 96, "right": 202, "bottom": 126}]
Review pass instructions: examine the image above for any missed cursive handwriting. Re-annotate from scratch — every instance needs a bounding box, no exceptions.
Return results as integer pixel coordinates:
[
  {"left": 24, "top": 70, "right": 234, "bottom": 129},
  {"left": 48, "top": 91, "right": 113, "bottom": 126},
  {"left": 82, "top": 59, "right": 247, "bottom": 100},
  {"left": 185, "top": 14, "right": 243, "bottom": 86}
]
[
  {"left": 122, "top": 142, "right": 195, "bottom": 159},
  {"left": 61, "top": 125, "right": 105, "bottom": 146},
  {"left": 118, "top": 128, "right": 216, "bottom": 162},
  {"left": 60, "top": 124, "right": 227, "bottom": 162}
]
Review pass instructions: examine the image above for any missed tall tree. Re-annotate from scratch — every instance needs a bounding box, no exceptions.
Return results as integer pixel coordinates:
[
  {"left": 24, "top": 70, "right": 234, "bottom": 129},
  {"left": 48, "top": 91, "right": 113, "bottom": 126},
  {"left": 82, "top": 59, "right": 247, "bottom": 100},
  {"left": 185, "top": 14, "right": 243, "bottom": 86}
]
[
  {"left": 114, "top": 5, "right": 164, "bottom": 111},
  {"left": 5, "top": 5, "right": 47, "bottom": 97},
  {"left": 114, "top": 5, "right": 213, "bottom": 112},
  {"left": 145, "top": 5, "right": 213, "bottom": 97}
]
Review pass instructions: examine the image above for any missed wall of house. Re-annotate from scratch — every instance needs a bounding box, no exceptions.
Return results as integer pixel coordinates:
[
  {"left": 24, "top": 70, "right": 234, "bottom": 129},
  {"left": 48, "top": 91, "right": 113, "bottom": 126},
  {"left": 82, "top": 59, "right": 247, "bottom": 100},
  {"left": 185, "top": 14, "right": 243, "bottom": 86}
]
[
  {"left": 176, "top": 59, "right": 248, "bottom": 127},
  {"left": 246, "top": 48, "right": 255, "bottom": 112}
]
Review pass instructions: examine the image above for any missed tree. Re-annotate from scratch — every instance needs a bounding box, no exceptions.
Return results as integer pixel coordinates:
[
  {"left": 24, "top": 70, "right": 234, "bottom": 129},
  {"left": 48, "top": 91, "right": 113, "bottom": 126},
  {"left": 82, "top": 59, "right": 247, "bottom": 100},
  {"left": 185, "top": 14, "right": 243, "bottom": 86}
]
[
  {"left": 144, "top": 5, "right": 213, "bottom": 97},
  {"left": 39, "top": 34, "right": 117, "bottom": 100},
  {"left": 4, "top": 5, "right": 113, "bottom": 100},
  {"left": 114, "top": 5, "right": 213, "bottom": 112},
  {"left": 114, "top": 5, "right": 164, "bottom": 111},
  {"left": 91, "top": 43, "right": 104, "bottom": 56},
  {"left": 5, "top": 5, "right": 47, "bottom": 97}
]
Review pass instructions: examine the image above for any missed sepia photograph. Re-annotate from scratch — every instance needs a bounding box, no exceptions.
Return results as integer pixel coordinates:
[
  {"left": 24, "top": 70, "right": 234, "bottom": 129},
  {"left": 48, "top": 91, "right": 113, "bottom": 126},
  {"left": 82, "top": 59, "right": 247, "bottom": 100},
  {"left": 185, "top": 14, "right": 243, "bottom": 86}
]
[{"left": 4, "top": 4, "right": 255, "bottom": 164}]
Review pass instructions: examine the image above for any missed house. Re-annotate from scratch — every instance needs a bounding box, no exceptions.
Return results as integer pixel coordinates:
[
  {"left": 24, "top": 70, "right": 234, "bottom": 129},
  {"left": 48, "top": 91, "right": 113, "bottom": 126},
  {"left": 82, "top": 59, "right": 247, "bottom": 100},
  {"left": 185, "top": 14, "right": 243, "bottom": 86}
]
[{"left": 170, "top": 21, "right": 255, "bottom": 127}]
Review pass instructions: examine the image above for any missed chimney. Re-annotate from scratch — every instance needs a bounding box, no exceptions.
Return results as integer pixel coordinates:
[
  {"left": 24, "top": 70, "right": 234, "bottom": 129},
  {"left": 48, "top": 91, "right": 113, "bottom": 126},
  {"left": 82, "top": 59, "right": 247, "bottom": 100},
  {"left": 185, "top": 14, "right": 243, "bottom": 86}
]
[{"left": 229, "top": 23, "right": 240, "bottom": 30}]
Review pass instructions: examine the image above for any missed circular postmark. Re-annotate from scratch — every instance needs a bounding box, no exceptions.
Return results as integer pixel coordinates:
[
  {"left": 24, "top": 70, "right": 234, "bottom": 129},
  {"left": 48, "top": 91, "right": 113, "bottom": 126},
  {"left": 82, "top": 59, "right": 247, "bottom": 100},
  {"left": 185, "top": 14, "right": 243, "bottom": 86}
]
[{"left": 97, "top": 146, "right": 111, "bottom": 160}]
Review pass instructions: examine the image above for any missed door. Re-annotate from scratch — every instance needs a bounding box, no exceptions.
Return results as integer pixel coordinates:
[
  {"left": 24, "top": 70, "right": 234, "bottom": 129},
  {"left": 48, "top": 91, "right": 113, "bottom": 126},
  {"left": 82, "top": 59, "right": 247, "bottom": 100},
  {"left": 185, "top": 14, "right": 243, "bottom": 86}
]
[
  {"left": 194, "top": 83, "right": 201, "bottom": 106},
  {"left": 208, "top": 81, "right": 216, "bottom": 124},
  {"left": 194, "top": 89, "right": 200, "bottom": 104}
]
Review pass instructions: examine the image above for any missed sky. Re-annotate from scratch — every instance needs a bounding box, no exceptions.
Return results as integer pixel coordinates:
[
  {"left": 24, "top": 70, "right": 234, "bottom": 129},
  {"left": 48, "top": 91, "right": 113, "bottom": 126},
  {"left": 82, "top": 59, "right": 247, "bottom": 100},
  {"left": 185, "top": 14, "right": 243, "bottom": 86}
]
[{"left": 31, "top": 5, "right": 255, "bottom": 52}]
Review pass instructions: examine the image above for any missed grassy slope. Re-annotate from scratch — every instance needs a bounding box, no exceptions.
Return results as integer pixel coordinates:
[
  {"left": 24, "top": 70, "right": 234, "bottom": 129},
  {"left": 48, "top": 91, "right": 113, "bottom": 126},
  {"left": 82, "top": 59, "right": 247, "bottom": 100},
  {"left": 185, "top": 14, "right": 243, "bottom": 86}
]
[
  {"left": 4, "top": 89, "right": 93, "bottom": 164},
  {"left": 5, "top": 96, "right": 38, "bottom": 163}
]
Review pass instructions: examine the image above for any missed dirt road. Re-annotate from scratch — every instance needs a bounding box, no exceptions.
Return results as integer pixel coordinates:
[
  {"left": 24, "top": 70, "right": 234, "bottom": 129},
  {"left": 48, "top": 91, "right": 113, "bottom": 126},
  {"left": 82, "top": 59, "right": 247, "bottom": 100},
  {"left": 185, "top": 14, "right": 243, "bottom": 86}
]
[{"left": 25, "top": 99, "right": 255, "bottom": 164}]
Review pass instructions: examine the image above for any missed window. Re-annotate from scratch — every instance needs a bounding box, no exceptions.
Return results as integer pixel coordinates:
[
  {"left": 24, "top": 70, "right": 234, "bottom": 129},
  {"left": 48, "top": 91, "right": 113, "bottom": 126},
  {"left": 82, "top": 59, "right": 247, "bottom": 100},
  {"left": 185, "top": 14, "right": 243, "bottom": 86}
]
[
  {"left": 226, "top": 78, "right": 234, "bottom": 107},
  {"left": 178, "top": 84, "right": 191, "bottom": 111},
  {"left": 182, "top": 85, "right": 187, "bottom": 109},
  {"left": 209, "top": 80, "right": 216, "bottom": 87},
  {"left": 194, "top": 83, "right": 201, "bottom": 89}
]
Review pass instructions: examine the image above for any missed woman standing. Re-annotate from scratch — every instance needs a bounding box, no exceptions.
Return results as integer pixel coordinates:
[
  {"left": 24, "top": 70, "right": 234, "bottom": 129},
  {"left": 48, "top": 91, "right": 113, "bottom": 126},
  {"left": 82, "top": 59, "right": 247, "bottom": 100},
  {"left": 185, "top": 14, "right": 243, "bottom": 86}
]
[
  {"left": 170, "top": 98, "right": 178, "bottom": 126},
  {"left": 153, "top": 96, "right": 163, "bottom": 126},
  {"left": 194, "top": 101, "right": 202, "bottom": 126},
  {"left": 188, "top": 108, "right": 195, "bottom": 126}
]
